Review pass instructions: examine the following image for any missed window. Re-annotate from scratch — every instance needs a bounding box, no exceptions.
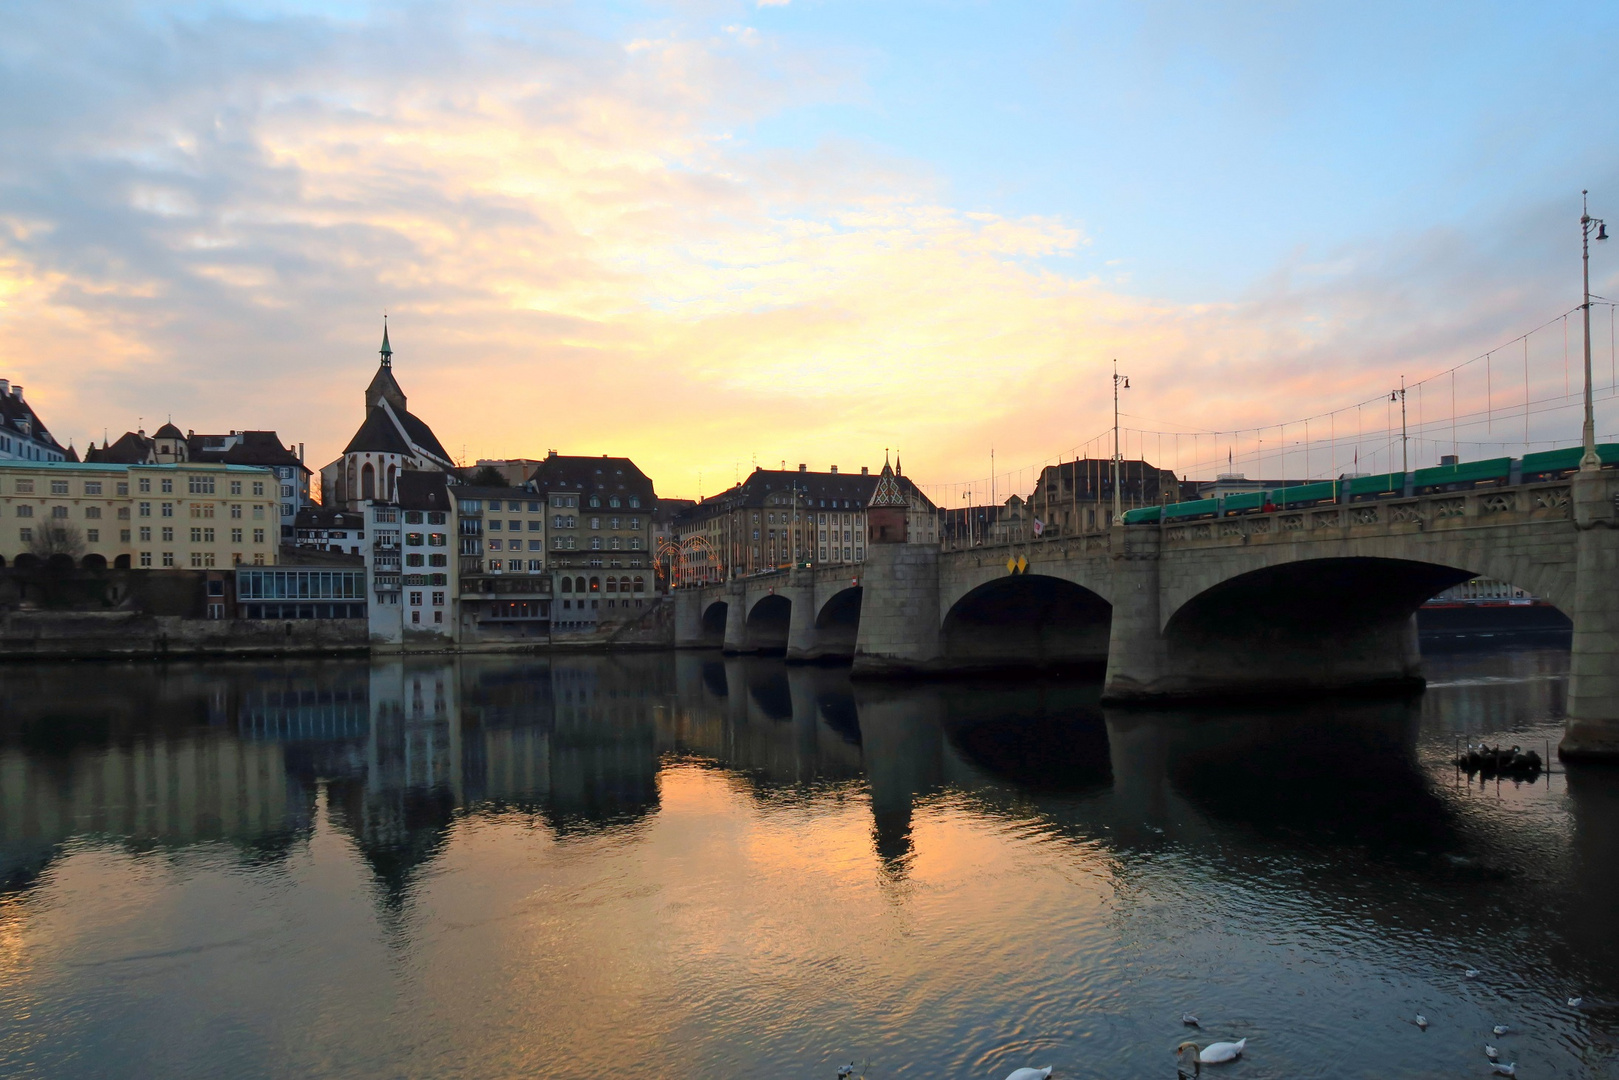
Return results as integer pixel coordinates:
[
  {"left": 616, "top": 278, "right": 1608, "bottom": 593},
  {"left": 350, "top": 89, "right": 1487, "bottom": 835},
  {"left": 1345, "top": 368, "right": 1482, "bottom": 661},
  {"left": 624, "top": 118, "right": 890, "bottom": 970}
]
[
  {"left": 590, "top": 537, "right": 602, "bottom": 550},
  {"left": 161, "top": 478, "right": 173, "bottom": 493},
  {"left": 139, "top": 526, "right": 151, "bottom": 541},
  {"left": 528, "top": 539, "right": 542, "bottom": 551},
  {"left": 87, "top": 529, "right": 99, "bottom": 542},
  {"left": 190, "top": 503, "right": 214, "bottom": 519},
  {"left": 231, "top": 528, "right": 243, "bottom": 543},
  {"left": 527, "top": 501, "right": 541, "bottom": 512},
  {"left": 18, "top": 527, "right": 31, "bottom": 542},
  {"left": 411, "top": 610, "right": 421, "bottom": 624},
  {"left": 629, "top": 496, "right": 640, "bottom": 508},
  {"left": 137, "top": 478, "right": 150, "bottom": 493},
  {"left": 589, "top": 495, "right": 601, "bottom": 508},
  {"left": 161, "top": 503, "right": 174, "bottom": 518},
  {"left": 188, "top": 475, "right": 215, "bottom": 495},
  {"left": 428, "top": 533, "right": 446, "bottom": 547},
  {"left": 629, "top": 537, "right": 641, "bottom": 550},
  {"left": 507, "top": 520, "right": 520, "bottom": 531},
  {"left": 526, "top": 519, "right": 541, "bottom": 532},
  {"left": 161, "top": 526, "right": 174, "bottom": 541},
  {"left": 409, "top": 591, "right": 423, "bottom": 606},
  {"left": 230, "top": 504, "right": 242, "bottom": 519},
  {"left": 528, "top": 559, "right": 542, "bottom": 571},
  {"left": 487, "top": 500, "right": 501, "bottom": 511},
  {"left": 553, "top": 537, "right": 564, "bottom": 549},
  {"left": 432, "top": 591, "right": 444, "bottom": 606},
  {"left": 405, "top": 511, "right": 423, "bottom": 524},
  {"left": 630, "top": 518, "right": 640, "bottom": 529},
  {"left": 252, "top": 481, "right": 264, "bottom": 496},
  {"left": 553, "top": 515, "right": 564, "bottom": 528},
  {"left": 117, "top": 507, "right": 130, "bottom": 520},
  {"left": 406, "top": 553, "right": 425, "bottom": 566},
  {"left": 429, "top": 553, "right": 447, "bottom": 567},
  {"left": 253, "top": 528, "right": 265, "bottom": 543},
  {"left": 609, "top": 517, "right": 620, "bottom": 529},
  {"left": 140, "top": 552, "right": 152, "bottom": 567},
  {"left": 488, "top": 519, "right": 502, "bottom": 531},
  {"left": 489, "top": 560, "right": 503, "bottom": 572},
  {"left": 488, "top": 539, "right": 503, "bottom": 551},
  {"left": 162, "top": 552, "right": 174, "bottom": 567},
  {"left": 405, "top": 532, "right": 424, "bottom": 546},
  {"left": 51, "top": 506, "right": 67, "bottom": 519},
  {"left": 253, "top": 505, "right": 264, "bottom": 519},
  {"left": 48, "top": 479, "right": 67, "bottom": 495},
  {"left": 280, "top": 484, "right": 292, "bottom": 498},
  {"left": 609, "top": 496, "right": 620, "bottom": 508},
  {"left": 15, "top": 505, "right": 31, "bottom": 519},
  {"left": 590, "top": 517, "right": 600, "bottom": 529},
  {"left": 281, "top": 503, "right": 293, "bottom": 518},
  {"left": 84, "top": 481, "right": 102, "bottom": 496},
  {"left": 230, "top": 480, "right": 242, "bottom": 495},
  {"left": 428, "top": 511, "right": 446, "bottom": 525}
]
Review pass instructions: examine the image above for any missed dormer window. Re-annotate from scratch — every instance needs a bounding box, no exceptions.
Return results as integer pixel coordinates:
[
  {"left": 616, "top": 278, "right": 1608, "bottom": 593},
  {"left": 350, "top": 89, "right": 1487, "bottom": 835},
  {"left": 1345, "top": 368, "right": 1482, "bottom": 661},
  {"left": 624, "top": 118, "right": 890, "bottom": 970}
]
[
  {"left": 589, "top": 495, "right": 601, "bottom": 508},
  {"left": 609, "top": 496, "right": 620, "bottom": 508}
]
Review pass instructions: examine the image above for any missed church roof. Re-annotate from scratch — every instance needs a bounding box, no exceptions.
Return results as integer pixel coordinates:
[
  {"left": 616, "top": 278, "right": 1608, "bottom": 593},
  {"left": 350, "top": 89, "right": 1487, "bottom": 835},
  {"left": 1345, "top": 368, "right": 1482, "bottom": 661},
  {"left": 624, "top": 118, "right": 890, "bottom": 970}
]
[
  {"left": 342, "top": 405, "right": 415, "bottom": 457},
  {"left": 153, "top": 422, "right": 184, "bottom": 439},
  {"left": 396, "top": 408, "right": 450, "bottom": 463}
]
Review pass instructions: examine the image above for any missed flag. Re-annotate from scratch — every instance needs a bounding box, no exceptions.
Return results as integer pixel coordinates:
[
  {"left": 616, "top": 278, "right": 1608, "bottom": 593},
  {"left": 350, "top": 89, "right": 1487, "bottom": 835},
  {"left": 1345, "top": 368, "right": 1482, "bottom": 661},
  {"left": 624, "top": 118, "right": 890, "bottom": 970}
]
[{"left": 1033, "top": 518, "right": 1044, "bottom": 536}]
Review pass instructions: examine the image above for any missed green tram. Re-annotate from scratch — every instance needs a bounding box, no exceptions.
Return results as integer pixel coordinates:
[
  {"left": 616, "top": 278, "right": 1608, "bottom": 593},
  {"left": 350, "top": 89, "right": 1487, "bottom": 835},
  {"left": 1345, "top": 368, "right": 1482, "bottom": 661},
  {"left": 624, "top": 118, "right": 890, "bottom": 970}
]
[{"left": 1119, "top": 443, "right": 1619, "bottom": 526}]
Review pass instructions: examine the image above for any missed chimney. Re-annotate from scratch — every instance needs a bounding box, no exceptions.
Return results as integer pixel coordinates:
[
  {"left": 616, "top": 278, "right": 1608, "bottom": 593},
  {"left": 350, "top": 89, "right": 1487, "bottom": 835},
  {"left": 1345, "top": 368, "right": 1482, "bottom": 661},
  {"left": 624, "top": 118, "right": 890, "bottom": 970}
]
[
  {"left": 298, "top": 442, "right": 305, "bottom": 463},
  {"left": 861, "top": 466, "right": 869, "bottom": 475},
  {"left": 10, "top": 385, "right": 21, "bottom": 400},
  {"left": 798, "top": 463, "right": 807, "bottom": 472},
  {"left": 0, "top": 380, "right": 8, "bottom": 396},
  {"left": 830, "top": 465, "right": 838, "bottom": 474}
]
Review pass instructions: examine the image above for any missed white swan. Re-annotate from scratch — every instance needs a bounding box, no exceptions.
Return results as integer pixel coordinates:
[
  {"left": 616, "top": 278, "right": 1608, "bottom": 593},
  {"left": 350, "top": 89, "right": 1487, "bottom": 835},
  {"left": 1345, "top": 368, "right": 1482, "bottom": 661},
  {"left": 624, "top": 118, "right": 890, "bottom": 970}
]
[
  {"left": 1004, "top": 1068, "right": 1052, "bottom": 1080},
  {"left": 1199, "top": 1039, "right": 1247, "bottom": 1064}
]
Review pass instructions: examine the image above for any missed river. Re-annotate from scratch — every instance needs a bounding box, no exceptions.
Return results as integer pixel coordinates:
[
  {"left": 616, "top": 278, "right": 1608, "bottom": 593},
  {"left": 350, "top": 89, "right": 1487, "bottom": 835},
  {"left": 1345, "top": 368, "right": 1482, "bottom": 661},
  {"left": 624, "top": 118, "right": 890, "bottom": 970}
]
[{"left": 0, "top": 646, "right": 1614, "bottom": 1079}]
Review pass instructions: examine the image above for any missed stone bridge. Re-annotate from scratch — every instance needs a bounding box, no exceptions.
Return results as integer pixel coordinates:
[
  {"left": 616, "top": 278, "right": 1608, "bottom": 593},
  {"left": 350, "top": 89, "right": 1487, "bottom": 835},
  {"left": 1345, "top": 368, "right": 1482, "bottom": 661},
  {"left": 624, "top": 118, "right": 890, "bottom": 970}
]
[{"left": 676, "top": 469, "right": 1619, "bottom": 760}]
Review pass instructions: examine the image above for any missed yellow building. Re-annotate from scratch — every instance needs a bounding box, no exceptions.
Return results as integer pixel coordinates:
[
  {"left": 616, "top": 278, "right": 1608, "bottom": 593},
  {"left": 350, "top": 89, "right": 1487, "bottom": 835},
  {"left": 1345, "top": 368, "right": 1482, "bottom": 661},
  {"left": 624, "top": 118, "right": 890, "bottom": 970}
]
[{"left": 0, "top": 461, "right": 279, "bottom": 570}]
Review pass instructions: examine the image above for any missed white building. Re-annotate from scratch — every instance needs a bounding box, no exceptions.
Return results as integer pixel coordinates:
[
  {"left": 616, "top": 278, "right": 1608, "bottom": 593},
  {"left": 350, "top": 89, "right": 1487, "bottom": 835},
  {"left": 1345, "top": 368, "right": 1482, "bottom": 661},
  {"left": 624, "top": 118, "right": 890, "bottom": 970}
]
[{"left": 0, "top": 380, "right": 70, "bottom": 463}]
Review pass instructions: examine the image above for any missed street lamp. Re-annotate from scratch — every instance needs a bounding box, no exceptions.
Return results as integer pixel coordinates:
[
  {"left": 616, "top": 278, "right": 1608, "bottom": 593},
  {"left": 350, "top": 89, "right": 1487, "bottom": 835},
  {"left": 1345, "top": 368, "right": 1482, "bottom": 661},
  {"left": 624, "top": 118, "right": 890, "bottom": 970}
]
[
  {"left": 1113, "top": 360, "right": 1130, "bottom": 523},
  {"left": 1581, "top": 190, "right": 1609, "bottom": 471}
]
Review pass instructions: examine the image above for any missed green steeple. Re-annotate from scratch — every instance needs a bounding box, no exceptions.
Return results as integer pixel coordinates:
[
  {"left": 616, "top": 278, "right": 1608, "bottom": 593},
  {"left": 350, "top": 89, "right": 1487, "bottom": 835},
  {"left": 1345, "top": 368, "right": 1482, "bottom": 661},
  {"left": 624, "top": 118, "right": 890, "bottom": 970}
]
[{"left": 380, "top": 318, "right": 392, "bottom": 365}]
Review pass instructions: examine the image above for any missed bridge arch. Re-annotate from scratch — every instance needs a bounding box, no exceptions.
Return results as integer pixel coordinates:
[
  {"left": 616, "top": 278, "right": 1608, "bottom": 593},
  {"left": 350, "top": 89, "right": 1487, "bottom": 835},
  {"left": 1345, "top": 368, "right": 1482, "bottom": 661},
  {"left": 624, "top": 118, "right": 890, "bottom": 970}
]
[
  {"left": 744, "top": 593, "right": 792, "bottom": 654},
  {"left": 813, "top": 586, "right": 862, "bottom": 658},
  {"left": 699, "top": 600, "right": 728, "bottom": 647},
  {"left": 941, "top": 573, "right": 1112, "bottom": 670},
  {"left": 1162, "top": 556, "right": 1508, "bottom": 696}
]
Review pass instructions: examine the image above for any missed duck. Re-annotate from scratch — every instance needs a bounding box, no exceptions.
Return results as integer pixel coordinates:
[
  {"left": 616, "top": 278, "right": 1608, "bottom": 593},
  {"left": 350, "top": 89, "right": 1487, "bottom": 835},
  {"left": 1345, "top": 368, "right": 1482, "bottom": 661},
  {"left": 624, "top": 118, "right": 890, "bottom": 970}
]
[
  {"left": 1465, "top": 969, "right": 1481, "bottom": 979},
  {"left": 1199, "top": 1038, "right": 1247, "bottom": 1064},
  {"left": 836, "top": 1065, "right": 856, "bottom": 1079},
  {"left": 1492, "top": 1025, "right": 1510, "bottom": 1037},
  {"left": 1004, "top": 1068, "right": 1051, "bottom": 1080},
  {"left": 1414, "top": 1015, "right": 1429, "bottom": 1030}
]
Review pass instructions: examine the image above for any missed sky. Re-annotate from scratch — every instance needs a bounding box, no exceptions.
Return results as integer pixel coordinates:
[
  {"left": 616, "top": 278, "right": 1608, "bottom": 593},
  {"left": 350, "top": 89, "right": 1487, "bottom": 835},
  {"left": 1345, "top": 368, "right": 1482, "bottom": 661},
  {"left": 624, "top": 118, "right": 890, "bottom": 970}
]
[{"left": 3, "top": 0, "right": 1619, "bottom": 501}]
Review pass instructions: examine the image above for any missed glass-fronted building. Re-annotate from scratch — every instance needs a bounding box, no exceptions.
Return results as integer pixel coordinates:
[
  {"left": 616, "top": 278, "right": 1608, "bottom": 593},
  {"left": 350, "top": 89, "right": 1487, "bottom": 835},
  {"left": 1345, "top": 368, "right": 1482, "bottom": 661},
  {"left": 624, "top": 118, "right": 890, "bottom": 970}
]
[{"left": 236, "top": 567, "right": 367, "bottom": 619}]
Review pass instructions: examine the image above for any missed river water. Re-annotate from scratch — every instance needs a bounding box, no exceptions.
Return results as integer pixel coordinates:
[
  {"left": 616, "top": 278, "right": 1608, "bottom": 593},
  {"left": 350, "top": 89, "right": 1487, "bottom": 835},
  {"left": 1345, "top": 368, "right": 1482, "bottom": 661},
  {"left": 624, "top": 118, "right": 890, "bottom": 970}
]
[{"left": 0, "top": 646, "right": 1614, "bottom": 1080}]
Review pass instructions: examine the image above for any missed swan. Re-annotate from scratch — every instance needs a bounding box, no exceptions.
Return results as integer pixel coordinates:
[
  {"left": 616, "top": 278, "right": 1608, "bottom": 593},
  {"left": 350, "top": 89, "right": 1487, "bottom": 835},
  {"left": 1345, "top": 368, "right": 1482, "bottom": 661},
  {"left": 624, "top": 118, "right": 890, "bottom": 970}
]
[
  {"left": 1491, "top": 1063, "right": 1516, "bottom": 1076},
  {"left": 1199, "top": 1038, "right": 1247, "bottom": 1064},
  {"left": 1004, "top": 1068, "right": 1051, "bottom": 1080},
  {"left": 1181, "top": 1013, "right": 1200, "bottom": 1026},
  {"left": 1415, "top": 1015, "right": 1429, "bottom": 1030}
]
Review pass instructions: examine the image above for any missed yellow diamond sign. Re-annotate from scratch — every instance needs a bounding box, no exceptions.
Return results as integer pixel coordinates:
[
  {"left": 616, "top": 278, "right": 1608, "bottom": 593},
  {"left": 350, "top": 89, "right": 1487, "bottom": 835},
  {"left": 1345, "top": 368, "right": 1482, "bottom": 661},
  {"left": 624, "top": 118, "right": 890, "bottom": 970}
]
[
  {"left": 1006, "top": 557, "right": 1017, "bottom": 575},
  {"left": 1017, "top": 555, "right": 1028, "bottom": 574}
]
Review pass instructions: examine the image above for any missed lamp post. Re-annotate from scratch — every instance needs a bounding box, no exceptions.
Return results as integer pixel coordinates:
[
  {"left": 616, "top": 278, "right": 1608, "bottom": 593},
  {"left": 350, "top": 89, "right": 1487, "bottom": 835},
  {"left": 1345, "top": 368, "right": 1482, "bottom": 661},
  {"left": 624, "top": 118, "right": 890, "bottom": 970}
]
[
  {"left": 1113, "top": 360, "right": 1130, "bottom": 523},
  {"left": 1581, "top": 190, "right": 1609, "bottom": 471},
  {"left": 1390, "top": 376, "right": 1408, "bottom": 474}
]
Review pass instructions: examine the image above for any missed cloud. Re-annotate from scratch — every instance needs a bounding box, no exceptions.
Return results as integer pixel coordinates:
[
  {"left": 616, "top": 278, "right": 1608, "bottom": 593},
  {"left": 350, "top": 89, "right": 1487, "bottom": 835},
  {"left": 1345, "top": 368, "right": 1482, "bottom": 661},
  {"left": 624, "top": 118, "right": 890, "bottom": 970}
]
[{"left": 0, "top": 0, "right": 1611, "bottom": 502}]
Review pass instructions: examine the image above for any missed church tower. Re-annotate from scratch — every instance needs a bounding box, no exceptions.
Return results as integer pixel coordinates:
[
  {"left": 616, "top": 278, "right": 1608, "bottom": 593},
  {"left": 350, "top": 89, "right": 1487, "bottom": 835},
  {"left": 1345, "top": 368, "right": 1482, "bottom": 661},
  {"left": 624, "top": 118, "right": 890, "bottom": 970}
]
[{"left": 867, "top": 453, "right": 909, "bottom": 543}]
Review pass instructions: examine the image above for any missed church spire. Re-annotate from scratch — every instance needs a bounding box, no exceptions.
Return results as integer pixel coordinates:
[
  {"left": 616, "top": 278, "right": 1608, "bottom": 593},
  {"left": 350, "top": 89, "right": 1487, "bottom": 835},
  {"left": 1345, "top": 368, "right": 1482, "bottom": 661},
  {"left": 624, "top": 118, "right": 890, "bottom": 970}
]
[{"left": 380, "top": 317, "right": 392, "bottom": 366}]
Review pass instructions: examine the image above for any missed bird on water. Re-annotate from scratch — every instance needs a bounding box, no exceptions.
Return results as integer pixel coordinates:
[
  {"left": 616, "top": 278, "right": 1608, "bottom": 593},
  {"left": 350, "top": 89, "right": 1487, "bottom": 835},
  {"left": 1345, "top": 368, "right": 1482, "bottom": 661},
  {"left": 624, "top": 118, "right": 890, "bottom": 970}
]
[
  {"left": 1414, "top": 1014, "right": 1429, "bottom": 1030},
  {"left": 1198, "top": 1039, "right": 1247, "bottom": 1064},
  {"left": 1004, "top": 1068, "right": 1052, "bottom": 1080},
  {"left": 1181, "top": 1012, "right": 1200, "bottom": 1027},
  {"left": 1175, "top": 1041, "right": 1202, "bottom": 1079}
]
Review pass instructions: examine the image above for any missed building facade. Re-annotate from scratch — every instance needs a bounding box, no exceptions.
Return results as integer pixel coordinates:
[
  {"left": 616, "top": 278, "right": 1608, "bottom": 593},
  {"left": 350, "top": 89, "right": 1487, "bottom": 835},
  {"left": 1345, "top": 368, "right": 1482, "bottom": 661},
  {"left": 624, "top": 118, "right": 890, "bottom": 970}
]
[
  {"left": 364, "top": 471, "right": 458, "bottom": 646},
  {"left": 1024, "top": 457, "right": 1181, "bottom": 535},
  {"left": 0, "top": 461, "right": 279, "bottom": 569},
  {"left": 0, "top": 380, "right": 70, "bottom": 463},
  {"left": 454, "top": 485, "right": 554, "bottom": 639},
  {"left": 672, "top": 460, "right": 938, "bottom": 580}
]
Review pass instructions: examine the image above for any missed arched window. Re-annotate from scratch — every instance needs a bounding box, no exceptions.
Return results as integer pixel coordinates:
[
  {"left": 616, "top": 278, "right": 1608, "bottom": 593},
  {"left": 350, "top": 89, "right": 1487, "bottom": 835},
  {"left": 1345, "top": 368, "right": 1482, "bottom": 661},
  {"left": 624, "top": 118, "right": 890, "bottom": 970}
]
[
  {"left": 629, "top": 496, "right": 640, "bottom": 508},
  {"left": 589, "top": 495, "right": 601, "bottom": 508},
  {"left": 361, "top": 462, "right": 375, "bottom": 500},
  {"left": 589, "top": 576, "right": 600, "bottom": 592},
  {"left": 561, "top": 577, "right": 573, "bottom": 594},
  {"left": 605, "top": 577, "right": 617, "bottom": 593},
  {"left": 386, "top": 463, "right": 397, "bottom": 500},
  {"left": 609, "top": 496, "right": 620, "bottom": 508},
  {"left": 633, "top": 576, "right": 645, "bottom": 592}
]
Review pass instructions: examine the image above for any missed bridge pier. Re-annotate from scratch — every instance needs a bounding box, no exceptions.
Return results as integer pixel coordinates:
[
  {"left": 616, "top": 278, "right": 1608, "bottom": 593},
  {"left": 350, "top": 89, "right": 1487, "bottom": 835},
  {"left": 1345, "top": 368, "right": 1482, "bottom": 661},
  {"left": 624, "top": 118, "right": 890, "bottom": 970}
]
[
  {"left": 673, "top": 589, "right": 704, "bottom": 648},
  {"left": 722, "top": 581, "right": 747, "bottom": 654},
  {"left": 1561, "top": 469, "right": 1619, "bottom": 762},
  {"left": 1100, "top": 524, "right": 1169, "bottom": 699},
  {"left": 783, "top": 570, "right": 819, "bottom": 663},
  {"left": 852, "top": 542, "right": 942, "bottom": 675}
]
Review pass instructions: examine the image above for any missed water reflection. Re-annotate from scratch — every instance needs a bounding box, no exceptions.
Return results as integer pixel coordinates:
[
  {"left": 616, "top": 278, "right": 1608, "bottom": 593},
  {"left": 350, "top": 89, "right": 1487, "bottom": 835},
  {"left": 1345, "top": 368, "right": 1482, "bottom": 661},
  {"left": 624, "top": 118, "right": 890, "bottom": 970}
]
[{"left": 0, "top": 649, "right": 1614, "bottom": 1079}]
